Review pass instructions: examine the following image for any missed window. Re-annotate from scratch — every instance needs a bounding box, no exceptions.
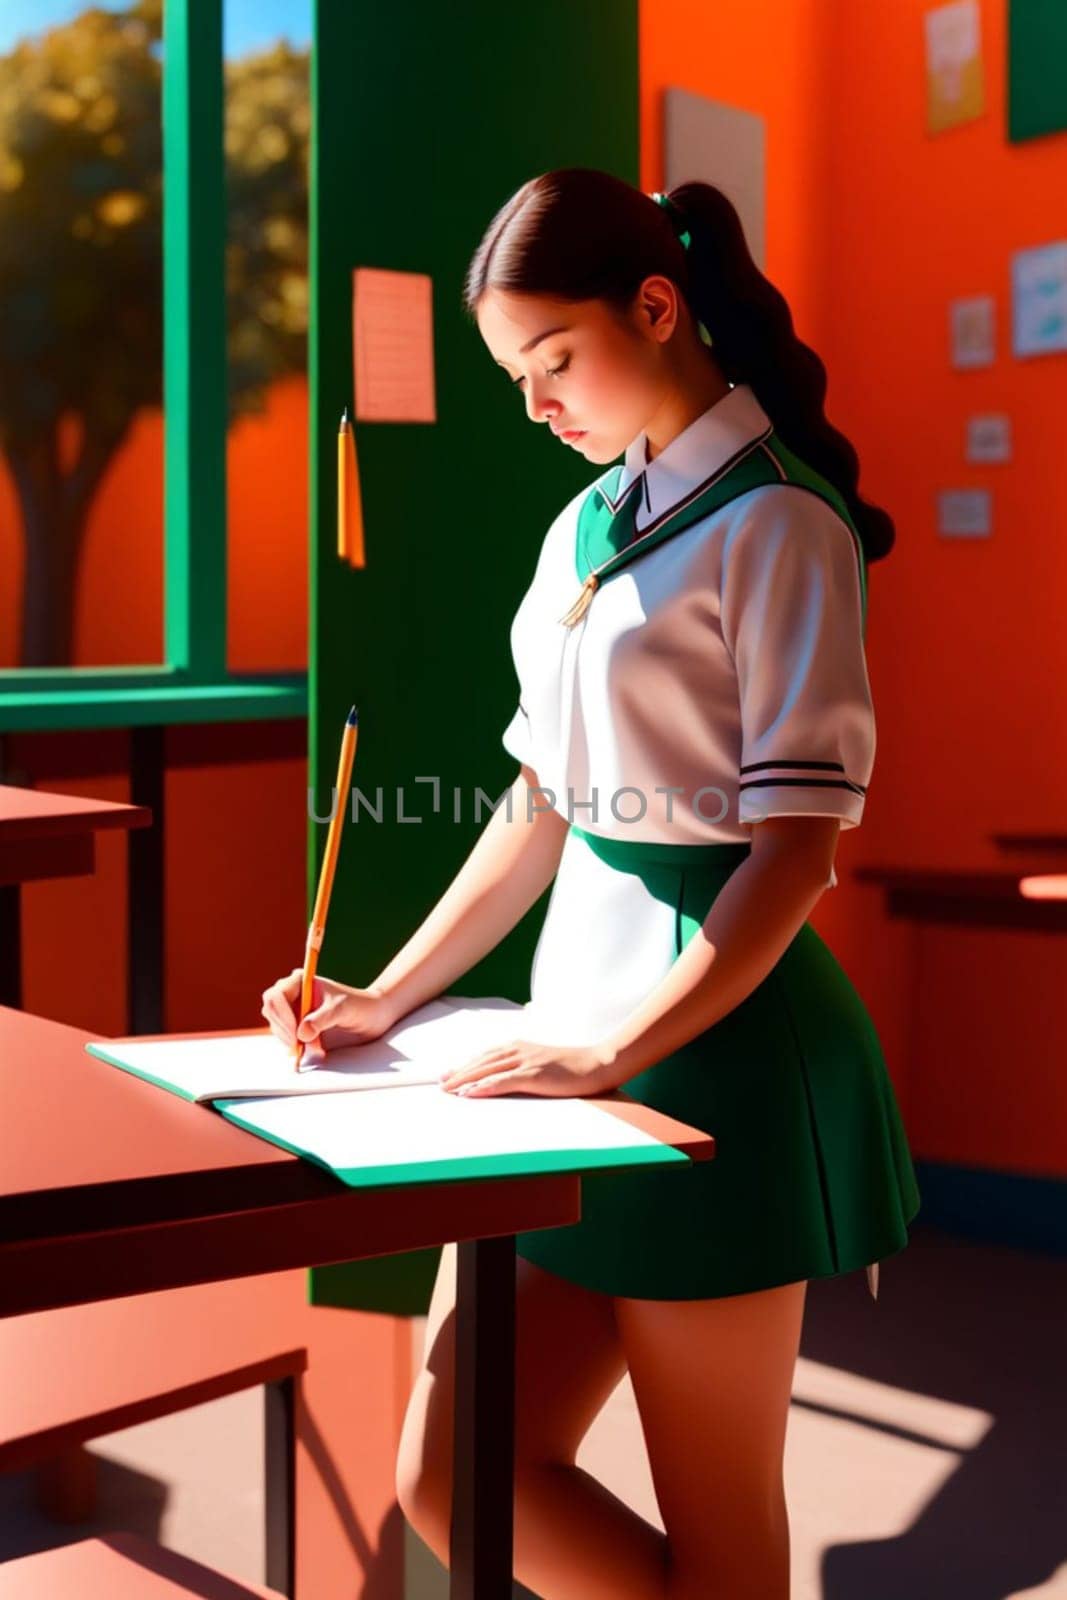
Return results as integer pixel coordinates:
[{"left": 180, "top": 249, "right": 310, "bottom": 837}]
[{"left": 0, "top": 0, "right": 306, "bottom": 730}]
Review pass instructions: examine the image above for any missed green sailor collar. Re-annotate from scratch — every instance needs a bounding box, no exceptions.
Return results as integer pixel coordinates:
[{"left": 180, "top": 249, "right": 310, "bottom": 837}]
[{"left": 559, "top": 410, "right": 869, "bottom": 634}]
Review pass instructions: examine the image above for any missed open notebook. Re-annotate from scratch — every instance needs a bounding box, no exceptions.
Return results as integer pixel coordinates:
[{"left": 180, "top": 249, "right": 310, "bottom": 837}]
[
  {"left": 83, "top": 995, "right": 554, "bottom": 1102},
  {"left": 84, "top": 996, "right": 694, "bottom": 1189},
  {"left": 217, "top": 1084, "right": 688, "bottom": 1189}
]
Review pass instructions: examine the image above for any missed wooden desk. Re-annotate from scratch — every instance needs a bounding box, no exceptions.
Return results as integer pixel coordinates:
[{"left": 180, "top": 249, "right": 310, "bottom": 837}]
[
  {"left": 0, "top": 784, "right": 152, "bottom": 1011},
  {"left": 990, "top": 832, "right": 1067, "bottom": 854},
  {"left": 0, "top": 1005, "right": 713, "bottom": 1599},
  {"left": 854, "top": 858, "right": 1067, "bottom": 932}
]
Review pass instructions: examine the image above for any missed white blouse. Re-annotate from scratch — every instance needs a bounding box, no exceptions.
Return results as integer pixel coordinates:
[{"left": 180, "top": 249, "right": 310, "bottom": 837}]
[{"left": 500, "top": 384, "right": 875, "bottom": 860}]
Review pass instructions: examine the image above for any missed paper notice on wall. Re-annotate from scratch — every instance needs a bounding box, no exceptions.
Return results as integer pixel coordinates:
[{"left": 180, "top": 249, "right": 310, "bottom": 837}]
[
  {"left": 965, "top": 415, "right": 1012, "bottom": 463},
  {"left": 950, "top": 295, "right": 995, "bottom": 368},
  {"left": 927, "top": 0, "right": 985, "bottom": 133},
  {"left": 925, "top": 0, "right": 985, "bottom": 134},
  {"left": 937, "top": 489, "right": 992, "bottom": 538},
  {"left": 1011, "top": 241, "right": 1067, "bottom": 358},
  {"left": 353, "top": 267, "right": 436, "bottom": 423}
]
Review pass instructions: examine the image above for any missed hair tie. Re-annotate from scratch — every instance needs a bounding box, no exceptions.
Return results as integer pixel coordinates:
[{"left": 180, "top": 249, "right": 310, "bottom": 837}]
[
  {"left": 650, "top": 190, "right": 691, "bottom": 250},
  {"left": 649, "top": 192, "right": 714, "bottom": 348}
]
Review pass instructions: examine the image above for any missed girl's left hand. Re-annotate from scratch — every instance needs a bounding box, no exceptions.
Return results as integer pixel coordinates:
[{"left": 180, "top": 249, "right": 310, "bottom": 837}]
[{"left": 439, "top": 1039, "right": 619, "bottom": 1098}]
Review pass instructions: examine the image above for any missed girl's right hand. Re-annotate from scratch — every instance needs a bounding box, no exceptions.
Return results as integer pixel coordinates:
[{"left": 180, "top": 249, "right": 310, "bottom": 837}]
[{"left": 260, "top": 969, "right": 400, "bottom": 1065}]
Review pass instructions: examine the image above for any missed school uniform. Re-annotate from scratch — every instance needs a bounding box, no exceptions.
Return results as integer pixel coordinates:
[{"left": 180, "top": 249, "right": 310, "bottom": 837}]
[{"left": 500, "top": 382, "right": 920, "bottom": 1302}]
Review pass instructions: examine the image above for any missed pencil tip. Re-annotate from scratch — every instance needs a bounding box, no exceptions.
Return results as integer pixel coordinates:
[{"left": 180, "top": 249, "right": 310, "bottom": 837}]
[
  {"left": 348, "top": 705, "right": 358, "bottom": 724},
  {"left": 340, "top": 406, "right": 349, "bottom": 426}
]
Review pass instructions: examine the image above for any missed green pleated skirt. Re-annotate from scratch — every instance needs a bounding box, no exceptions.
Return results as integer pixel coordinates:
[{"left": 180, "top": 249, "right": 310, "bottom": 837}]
[{"left": 514, "top": 825, "right": 921, "bottom": 1300}]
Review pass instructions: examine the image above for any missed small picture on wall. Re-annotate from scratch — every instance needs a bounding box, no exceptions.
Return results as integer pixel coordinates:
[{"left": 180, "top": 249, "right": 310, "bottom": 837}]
[
  {"left": 1011, "top": 241, "right": 1067, "bottom": 358},
  {"left": 925, "top": 0, "right": 985, "bottom": 134},
  {"left": 965, "top": 414, "right": 1012, "bottom": 463},
  {"left": 950, "top": 295, "right": 995, "bottom": 368},
  {"left": 937, "top": 489, "right": 992, "bottom": 538}
]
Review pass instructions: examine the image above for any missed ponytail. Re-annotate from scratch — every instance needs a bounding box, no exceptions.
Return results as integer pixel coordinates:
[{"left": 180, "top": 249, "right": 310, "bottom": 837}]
[{"left": 667, "top": 181, "right": 894, "bottom": 561}]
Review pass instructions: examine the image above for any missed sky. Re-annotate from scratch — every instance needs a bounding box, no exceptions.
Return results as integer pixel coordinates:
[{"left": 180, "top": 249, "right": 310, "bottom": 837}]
[{"left": 0, "top": 0, "right": 310, "bottom": 58}]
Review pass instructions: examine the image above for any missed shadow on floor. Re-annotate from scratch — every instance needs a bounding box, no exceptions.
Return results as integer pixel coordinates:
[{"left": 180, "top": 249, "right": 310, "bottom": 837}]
[
  {"left": 2, "top": 1226, "right": 1061, "bottom": 1599},
  {"left": 802, "top": 1224, "right": 1066, "bottom": 1600},
  {"left": 0, "top": 1451, "right": 167, "bottom": 1564}
]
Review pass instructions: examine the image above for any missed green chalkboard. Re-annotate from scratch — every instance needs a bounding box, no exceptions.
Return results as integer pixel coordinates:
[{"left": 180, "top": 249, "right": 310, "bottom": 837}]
[
  {"left": 1008, "top": 0, "right": 1067, "bottom": 142},
  {"left": 306, "top": 1, "right": 639, "bottom": 1315}
]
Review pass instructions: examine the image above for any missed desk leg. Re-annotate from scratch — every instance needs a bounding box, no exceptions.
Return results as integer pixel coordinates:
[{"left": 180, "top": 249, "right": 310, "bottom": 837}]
[
  {"left": 128, "top": 724, "right": 165, "bottom": 1034},
  {"left": 450, "top": 1234, "right": 516, "bottom": 1599},
  {"left": 265, "top": 1375, "right": 296, "bottom": 1597},
  {"left": 0, "top": 884, "right": 21, "bottom": 1008}
]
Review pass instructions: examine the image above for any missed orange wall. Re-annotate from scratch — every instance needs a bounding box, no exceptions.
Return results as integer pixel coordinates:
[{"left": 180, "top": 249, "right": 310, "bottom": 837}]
[
  {"left": 641, "top": 0, "right": 836, "bottom": 352},
  {"left": 640, "top": 0, "right": 1067, "bottom": 1179}
]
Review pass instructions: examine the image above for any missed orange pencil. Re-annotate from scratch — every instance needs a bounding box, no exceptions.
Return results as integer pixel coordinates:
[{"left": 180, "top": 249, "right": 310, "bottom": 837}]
[
  {"left": 294, "top": 704, "right": 359, "bottom": 1068},
  {"left": 337, "top": 408, "right": 349, "bottom": 560},
  {"left": 337, "top": 408, "right": 366, "bottom": 567}
]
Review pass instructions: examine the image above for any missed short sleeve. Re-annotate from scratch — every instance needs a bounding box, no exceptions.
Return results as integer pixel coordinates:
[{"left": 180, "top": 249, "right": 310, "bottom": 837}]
[
  {"left": 720, "top": 486, "right": 874, "bottom": 833},
  {"left": 501, "top": 698, "right": 535, "bottom": 768}
]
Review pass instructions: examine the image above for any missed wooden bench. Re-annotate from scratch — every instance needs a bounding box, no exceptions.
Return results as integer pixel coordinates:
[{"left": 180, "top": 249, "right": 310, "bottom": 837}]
[
  {"left": 0, "top": 1274, "right": 308, "bottom": 1583},
  {"left": 0, "top": 1530, "right": 282, "bottom": 1596}
]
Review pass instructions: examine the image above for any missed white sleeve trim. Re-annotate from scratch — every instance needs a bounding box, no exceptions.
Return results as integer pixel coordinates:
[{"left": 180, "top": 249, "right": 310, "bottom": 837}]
[{"left": 738, "top": 786, "right": 865, "bottom": 829}]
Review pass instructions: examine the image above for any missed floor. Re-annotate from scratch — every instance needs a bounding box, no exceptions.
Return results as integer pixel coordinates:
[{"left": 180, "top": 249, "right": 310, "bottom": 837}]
[{"left": 1, "top": 1225, "right": 1063, "bottom": 1599}]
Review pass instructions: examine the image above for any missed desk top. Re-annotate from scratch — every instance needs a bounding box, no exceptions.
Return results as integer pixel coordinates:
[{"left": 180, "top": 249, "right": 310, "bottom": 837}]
[
  {"left": 854, "top": 863, "right": 1066, "bottom": 896},
  {"left": 0, "top": 784, "right": 152, "bottom": 841},
  {"left": 1, "top": 1007, "right": 713, "bottom": 1244},
  {"left": 854, "top": 854, "right": 1067, "bottom": 930},
  {"left": 1, "top": 1007, "right": 341, "bottom": 1238}
]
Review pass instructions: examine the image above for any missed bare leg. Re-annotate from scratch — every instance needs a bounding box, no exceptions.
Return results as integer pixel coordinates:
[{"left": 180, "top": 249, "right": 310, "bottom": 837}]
[
  {"left": 396, "top": 1242, "right": 671, "bottom": 1598},
  {"left": 615, "top": 1278, "right": 808, "bottom": 1600}
]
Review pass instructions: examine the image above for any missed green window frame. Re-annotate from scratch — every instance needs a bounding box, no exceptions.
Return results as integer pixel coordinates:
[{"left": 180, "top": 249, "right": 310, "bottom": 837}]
[{"left": 0, "top": 0, "right": 306, "bottom": 733}]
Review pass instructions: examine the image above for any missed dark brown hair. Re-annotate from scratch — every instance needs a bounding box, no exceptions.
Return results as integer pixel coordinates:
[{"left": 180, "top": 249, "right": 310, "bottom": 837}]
[{"left": 463, "top": 166, "right": 894, "bottom": 564}]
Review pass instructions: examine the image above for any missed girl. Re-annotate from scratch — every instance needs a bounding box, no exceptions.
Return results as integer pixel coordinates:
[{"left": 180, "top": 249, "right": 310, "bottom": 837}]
[{"left": 262, "top": 168, "right": 920, "bottom": 1598}]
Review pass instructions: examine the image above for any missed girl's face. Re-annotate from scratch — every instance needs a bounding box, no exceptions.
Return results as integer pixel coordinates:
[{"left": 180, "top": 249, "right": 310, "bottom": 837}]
[{"left": 476, "top": 284, "right": 675, "bottom": 466}]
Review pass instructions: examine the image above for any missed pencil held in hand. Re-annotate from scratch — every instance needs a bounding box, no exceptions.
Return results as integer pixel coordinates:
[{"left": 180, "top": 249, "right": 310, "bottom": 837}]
[{"left": 295, "top": 704, "right": 359, "bottom": 1066}]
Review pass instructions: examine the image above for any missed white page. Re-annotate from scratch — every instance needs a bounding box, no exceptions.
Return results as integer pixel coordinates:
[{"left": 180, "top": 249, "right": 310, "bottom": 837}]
[
  {"left": 85, "top": 996, "right": 538, "bottom": 1102},
  {"left": 382, "top": 994, "right": 529, "bottom": 1059},
  {"left": 219, "top": 1081, "right": 681, "bottom": 1183}
]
